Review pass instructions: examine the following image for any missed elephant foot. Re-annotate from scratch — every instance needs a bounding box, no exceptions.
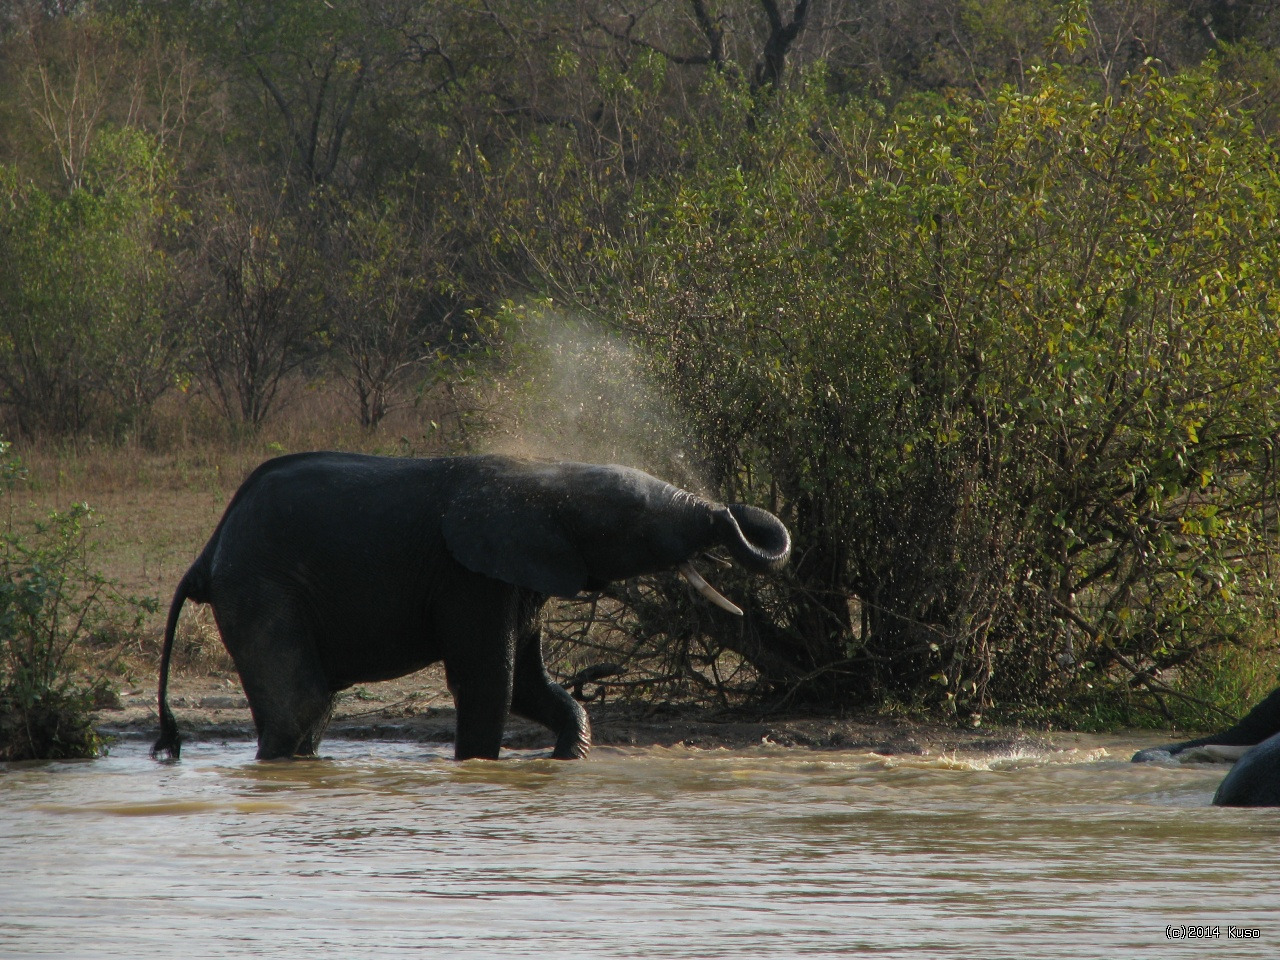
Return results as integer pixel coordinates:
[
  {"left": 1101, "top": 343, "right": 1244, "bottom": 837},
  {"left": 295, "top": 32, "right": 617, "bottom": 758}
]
[{"left": 552, "top": 729, "right": 591, "bottom": 760}]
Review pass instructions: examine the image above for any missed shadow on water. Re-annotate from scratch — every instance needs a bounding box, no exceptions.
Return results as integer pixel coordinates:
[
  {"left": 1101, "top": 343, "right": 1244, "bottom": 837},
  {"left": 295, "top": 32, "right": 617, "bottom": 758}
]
[{"left": 3, "top": 737, "right": 1278, "bottom": 959}]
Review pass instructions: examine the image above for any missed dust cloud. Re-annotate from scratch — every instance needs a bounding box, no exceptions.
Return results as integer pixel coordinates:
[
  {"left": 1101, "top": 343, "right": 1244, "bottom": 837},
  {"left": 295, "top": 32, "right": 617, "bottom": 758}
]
[{"left": 479, "top": 308, "right": 707, "bottom": 492}]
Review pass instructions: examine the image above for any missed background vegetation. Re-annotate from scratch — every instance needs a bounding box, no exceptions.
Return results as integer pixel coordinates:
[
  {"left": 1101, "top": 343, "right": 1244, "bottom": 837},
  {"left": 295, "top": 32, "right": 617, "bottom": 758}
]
[{"left": 2, "top": 0, "right": 1280, "bottom": 750}]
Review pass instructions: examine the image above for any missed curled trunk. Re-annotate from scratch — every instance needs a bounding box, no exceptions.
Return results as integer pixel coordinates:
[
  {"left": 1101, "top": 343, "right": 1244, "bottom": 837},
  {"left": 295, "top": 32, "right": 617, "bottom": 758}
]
[{"left": 715, "top": 503, "right": 791, "bottom": 572}]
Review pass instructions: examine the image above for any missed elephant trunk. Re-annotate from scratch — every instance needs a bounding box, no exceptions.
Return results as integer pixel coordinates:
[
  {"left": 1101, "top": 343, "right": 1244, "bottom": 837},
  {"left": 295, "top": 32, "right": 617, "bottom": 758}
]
[{"left": 715, "top": 504, "right": 791, "bottom": 573}]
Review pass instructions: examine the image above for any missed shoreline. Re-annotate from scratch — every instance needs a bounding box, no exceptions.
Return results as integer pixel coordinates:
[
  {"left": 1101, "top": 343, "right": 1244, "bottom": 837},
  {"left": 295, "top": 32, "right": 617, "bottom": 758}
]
[{"left": 96, "top": 673, "right": 1165, "bottom": 759}]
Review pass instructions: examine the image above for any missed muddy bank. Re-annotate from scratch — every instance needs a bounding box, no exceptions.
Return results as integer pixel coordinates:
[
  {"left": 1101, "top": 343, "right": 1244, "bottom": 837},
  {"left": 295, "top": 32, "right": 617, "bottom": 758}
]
[{"left": 96, "top": 670, "right": 1146, "bottom": 758}]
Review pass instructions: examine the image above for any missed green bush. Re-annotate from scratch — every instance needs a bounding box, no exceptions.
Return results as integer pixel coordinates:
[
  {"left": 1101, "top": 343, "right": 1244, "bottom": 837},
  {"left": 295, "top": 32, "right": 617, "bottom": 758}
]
[
  {"left": 606, "top": 64, "right": 1280, "bottom": 717},
  {"left": 0, "top": 445, "right": 153, "bottom": 761}
]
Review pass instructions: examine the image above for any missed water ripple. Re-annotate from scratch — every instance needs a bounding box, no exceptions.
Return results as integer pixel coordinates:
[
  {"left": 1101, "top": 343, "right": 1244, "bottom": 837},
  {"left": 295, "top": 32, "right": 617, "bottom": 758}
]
[{"left": 1, "top": 739, "right": 1276, "bottom": 959}]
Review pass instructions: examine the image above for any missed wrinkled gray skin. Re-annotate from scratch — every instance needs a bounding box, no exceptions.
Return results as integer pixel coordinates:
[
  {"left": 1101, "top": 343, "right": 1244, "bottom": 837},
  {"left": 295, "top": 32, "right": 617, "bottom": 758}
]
[
  {"left": 152, "top": 453, "right": 791, "bottom": 762},
  {"left": 1132, "top": 687, "right": 1280, "bottom": 807}
]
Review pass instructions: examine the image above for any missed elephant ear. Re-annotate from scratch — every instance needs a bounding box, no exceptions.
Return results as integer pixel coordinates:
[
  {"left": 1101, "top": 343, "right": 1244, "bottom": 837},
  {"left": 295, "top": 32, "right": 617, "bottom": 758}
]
[{"left": 441, "top": 466, "right": 591, "bottom": 598}]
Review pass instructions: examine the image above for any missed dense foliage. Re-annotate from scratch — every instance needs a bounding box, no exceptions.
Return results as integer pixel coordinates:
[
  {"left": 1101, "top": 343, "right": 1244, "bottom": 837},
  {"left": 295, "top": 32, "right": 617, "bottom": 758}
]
[
  {"left": 0, "top": 127, "right": 179, "bottom": 435},
  {"left": 611, "top": 65, "right": 1280, "bottom": 715},
  {"left": 1, "top": 0, "right": 1279, "bottom": 720}
]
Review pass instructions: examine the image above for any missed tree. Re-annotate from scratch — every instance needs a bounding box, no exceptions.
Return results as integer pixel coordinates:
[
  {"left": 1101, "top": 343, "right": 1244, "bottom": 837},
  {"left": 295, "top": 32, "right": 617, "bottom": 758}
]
[
  {"left": 188, "top": 181, "right": 320, "bottom": 430},
  {"left": 322, "top": 193, "right": 451, "bottom": 429},
  {"left": 166, "top": 0, "right": 418, "bottom": 193},
  {"left": 589, "top": 0, "right": 815, "bottom": 90},
  {"left": 0, "top": 126, "right": 182, "bottom": 437}
]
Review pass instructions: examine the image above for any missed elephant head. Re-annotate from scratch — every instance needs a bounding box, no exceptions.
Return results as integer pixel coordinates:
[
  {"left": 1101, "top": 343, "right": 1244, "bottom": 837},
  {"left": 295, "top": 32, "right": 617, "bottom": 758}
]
[{"left": 440, "top": 457, "right": 790, "bottom": 612}]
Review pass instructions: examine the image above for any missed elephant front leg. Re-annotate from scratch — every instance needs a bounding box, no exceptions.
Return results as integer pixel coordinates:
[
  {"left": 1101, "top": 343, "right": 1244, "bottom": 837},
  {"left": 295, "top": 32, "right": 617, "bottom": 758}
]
[
  {"left": 511, "top": 628, "right": 591, "bottom": 760},
  {"left": 438, "top": 578, "right": 519, "bottom": 760},
  {"left": 445, "top": 656, "right": 513, "bottom": 760}
]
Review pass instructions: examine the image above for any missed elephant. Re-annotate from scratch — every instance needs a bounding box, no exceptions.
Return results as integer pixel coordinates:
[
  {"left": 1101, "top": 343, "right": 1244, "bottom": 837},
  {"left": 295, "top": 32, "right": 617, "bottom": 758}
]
[
  {"left": 1211, "top": 730, "right": 1280, "bottom": 807},
  {"left": 151, "top": 452, "right": 791, "bottom": 762},
  {"left": 1131, "top": 686, "right": 1280, "bottom": 807}
]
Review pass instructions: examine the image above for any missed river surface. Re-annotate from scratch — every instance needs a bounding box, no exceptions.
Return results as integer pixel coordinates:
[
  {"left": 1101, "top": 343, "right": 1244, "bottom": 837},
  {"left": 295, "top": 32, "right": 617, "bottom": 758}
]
[{"left": 2, "top": 737, "right": 1277, "bottom": 959}]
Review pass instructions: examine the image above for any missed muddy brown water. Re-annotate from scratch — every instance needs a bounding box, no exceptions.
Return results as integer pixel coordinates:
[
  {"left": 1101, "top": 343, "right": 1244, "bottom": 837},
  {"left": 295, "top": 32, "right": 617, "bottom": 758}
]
[{"left": 2, "top": 737, "right": 1277, "bottom": 959}]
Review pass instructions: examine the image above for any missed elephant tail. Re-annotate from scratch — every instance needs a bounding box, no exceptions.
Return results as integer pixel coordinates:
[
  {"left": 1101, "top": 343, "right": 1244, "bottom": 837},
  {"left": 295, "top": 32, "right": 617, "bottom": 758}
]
[
  {"left": 151, "top": 569, "right": 203, "bottom": 761},
  {"left": 718, "top": 504, "right": 791, "bottom": 573}
]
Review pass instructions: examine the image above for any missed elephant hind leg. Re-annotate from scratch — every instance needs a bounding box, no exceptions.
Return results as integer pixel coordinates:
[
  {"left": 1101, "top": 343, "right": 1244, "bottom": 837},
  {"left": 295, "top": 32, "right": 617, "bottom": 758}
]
[
  {"left": 214, "top": 592, "right": 336, "bottom": 760},
  {"left": 246, "top": 665, "right": 335, "bottom": 760},
  {"left": 511, "top": 633, "right": 590, "bottom": 760},
  {"left": 259, "top": 690, "right": 335, "bottom": 759}
]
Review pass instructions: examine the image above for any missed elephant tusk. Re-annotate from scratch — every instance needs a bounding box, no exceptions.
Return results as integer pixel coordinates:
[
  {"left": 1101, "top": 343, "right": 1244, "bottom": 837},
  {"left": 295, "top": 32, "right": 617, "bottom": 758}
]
[{"left": 679, "top": 562, "right": 744, "bottom": 616}]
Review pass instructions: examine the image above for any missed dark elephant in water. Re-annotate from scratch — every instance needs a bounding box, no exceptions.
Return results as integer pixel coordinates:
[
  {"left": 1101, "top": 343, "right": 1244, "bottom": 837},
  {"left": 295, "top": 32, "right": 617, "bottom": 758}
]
[
  {"left": 152, "top": 453, "right": 791, "bottom": 762},
  {"left": 1132, "top": 687, "right": 1280, "bottom": 807}
]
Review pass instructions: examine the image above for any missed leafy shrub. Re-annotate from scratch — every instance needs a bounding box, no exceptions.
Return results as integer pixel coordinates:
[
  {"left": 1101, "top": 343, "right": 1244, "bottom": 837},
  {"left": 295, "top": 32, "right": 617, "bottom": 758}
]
[
  {"left": 605, "top": 64, "right": 1280, "bottom": 717},
  {"left": 0, "top": 445, "right": 153, "bottom": 760}
]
